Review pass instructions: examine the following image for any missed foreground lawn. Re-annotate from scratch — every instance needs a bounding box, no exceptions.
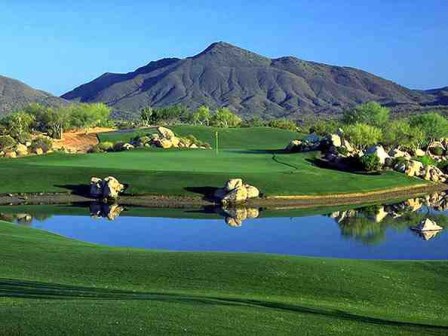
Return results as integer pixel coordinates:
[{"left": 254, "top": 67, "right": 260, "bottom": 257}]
[{"left": 1, "top": 222, "right": 447, "bottom": 335}]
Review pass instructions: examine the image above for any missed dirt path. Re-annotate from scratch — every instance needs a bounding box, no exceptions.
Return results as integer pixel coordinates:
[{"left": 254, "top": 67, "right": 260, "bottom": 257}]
[{"left": 52, "top": 127, "right": 115, "bottom": 153}]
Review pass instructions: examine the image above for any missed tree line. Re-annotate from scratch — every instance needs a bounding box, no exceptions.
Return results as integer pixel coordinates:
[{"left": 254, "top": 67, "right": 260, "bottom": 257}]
[{"left": 0, "top": 103, "right": 112, "bottom": 143}]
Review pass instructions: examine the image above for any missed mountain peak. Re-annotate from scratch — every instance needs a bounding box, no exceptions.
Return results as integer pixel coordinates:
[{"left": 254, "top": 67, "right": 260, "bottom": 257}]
[{"left": 193, "top": 41, "right": 270, "bottom": 66}]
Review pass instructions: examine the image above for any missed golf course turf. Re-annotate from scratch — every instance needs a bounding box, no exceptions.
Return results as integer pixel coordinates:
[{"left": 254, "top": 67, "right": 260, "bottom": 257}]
[
  {"left": 0, "top": 126, "right": 427, "bottom": 197},
  {"left": 1, "top": 221, "right": 447, "bottom": 335}
]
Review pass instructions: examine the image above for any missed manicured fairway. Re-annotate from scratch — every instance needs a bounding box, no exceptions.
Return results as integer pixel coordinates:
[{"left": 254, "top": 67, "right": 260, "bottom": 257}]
[
  {"left": 1, "top": 222, "right": 447, "bottom": 335},
  {"left": 98, "top": 126, "right": 301, "bottom": 149},
  {"left": 0, "top": 148, "right": 424, "bottom": 196}
]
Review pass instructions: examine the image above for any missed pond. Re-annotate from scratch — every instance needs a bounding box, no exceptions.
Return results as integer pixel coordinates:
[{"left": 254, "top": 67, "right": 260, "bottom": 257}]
[{"left": 3, "top": 192, "right": 448, "bottom": 260}]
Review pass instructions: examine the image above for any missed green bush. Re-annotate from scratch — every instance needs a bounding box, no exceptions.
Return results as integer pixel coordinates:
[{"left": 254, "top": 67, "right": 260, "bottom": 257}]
[
  {"left": 98, "top": 141, "right": 114, "bottom": 152},
  {"left": 268, "top": 119, "right": 297, "bottom": 131},
  {"left": 415, "top": 155, "right": 436, "bottom": 167},
  {"left": 30, "top": 136, "right": 53, "bottom": 153},
  {"left": 0, "top": 135, "right": 16, "bottom": 151},
  {"left": 430, "top": 146, "right": 444, "bottom": 156},
  {"left": 359, "top": 154, "right": 382, "bottom": 172}
]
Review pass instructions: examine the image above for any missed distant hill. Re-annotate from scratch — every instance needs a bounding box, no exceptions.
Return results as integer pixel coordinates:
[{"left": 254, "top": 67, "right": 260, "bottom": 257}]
[
  {"left": 0, "top": 75, "right": 66, "bottom": 115},
  {"left": 62, "top": 42, "right": 447, "bottom": 119}
]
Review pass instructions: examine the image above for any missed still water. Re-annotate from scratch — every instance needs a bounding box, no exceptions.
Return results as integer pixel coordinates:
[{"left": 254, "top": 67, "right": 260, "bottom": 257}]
[{"left": 3, "top": 193, "right": 448, "bottom": 260}]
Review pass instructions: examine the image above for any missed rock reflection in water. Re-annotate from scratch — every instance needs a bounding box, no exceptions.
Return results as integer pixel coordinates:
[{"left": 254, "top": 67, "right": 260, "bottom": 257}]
[
  {"left": 329, "top": 192, "right": 447, "bottom": 244},
  {"left": 89, "top": 202, "right": 124, "bottom": 220},
  {"left": 222, "top": 206, "right": 260, "bottom": 227}
]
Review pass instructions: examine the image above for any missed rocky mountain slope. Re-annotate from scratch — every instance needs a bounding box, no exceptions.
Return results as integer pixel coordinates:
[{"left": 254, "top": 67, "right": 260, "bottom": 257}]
[
  {"left": 0, "top": 75, "right": 66, "bottom": 115},
  {"left": 59, "top": 42, "right": 446, "bottom": 119}
]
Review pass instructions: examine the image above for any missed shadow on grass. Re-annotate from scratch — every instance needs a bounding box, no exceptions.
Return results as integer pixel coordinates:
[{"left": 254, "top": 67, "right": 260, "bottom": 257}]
[
  {"left": 306, "top": 158, "right": 383, "bottom": 176},
  {"left": 55, "top": 184, "right": 130, "bottom": 197},
  {"left": 184, "top": 186, "right": 219, "bottom": 201},
  {"left": 1, "top": 278, "right": 446, "bottom": 332}
]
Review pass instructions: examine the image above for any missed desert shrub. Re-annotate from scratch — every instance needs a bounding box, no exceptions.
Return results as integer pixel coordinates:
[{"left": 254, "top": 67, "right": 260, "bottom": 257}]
[
  {"left": 359, "top": 154, "right": 382, "bottom": 172},
  {"left": 342, "top": 102, "right": 390, "bottom": 127},
  {"left": 344, "top": 123, "right": 382, "bottom": 149},
  {"left": 98, "top": 141, "right": 114, "bottom": 152},
  {"left": 0, "top": 135, "right": 16, "bottom": 151},
  {"left": 30, "top": 136, "right": 53, "bottom": 153},
  {"left": 267, "top": 119, "right": 297, "bottom": 131},
  {"left": 430, "top": 146, "right": 444, "bottom": 156},
  {"left": 415, "top": 155, "right": 436, "bottom": 167}
]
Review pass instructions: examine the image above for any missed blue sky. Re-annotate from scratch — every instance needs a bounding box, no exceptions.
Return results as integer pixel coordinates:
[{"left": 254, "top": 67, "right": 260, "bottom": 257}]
[{"left": 0, "top": 0, "right": 447, "bottom": 95}]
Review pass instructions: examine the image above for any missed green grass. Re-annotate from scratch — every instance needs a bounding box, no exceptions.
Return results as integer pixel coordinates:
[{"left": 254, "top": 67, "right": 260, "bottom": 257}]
[
  {"left": 0, "top": 126, "right": 427, "bottom": 196},
  {"left": 98, "top": 126, "right": 300, "bottom": 149},
  {"left": 0, "top": 149, "right": 424, "bottom": 196},
  {"left": 1, "top": 221, "right": 447, "bottom": 335}
]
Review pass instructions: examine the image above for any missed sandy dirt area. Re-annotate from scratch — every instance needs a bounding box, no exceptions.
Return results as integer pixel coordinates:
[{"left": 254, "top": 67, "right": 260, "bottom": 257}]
[{"left": 52, "top": 127, "right": 115, "bottom": 153}]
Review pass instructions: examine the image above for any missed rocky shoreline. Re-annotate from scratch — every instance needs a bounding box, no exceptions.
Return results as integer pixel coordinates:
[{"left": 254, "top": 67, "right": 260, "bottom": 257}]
[{"left": 0, "top": 182, "right": 445, "bottom": 209}]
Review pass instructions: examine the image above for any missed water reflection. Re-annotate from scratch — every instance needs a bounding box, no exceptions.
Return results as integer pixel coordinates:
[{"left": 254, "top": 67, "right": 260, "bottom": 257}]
[
  {"left": 89, "top": 202, "right": 124, "bottom": 220},
  {"left": 2, "top": 192, "right": 447, "bottom": 246},
  {"left": 330, "top": 192, "right": 448, "bottom": 244}
]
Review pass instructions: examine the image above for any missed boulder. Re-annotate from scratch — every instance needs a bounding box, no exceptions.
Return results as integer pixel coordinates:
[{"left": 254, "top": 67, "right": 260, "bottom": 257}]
[
  {"left": 225, "top": 217, "right": 243, "bottom": 227},
  {"left": 286, "top": 140, "right": 302, "bottom": 152},
  {"left": 365, "top": 145, "right": 389, "bottom": 165},
  {"left": 89, "top": 177, "right": 104, "bottom": 198},
  {"left": 342, "top": 139, "right": 354, "bottom": 153},
  {"left": 213, "top": 188, "right": 228, "bottom": 199},
  {"left": 221, "top": 185, "right": 248, "bottom": 204},
  {"left": 245, "top": 184, "right": 260, "bottom": 198},
  {"left": 102, "top": 176, "right": 125, "bottom": 199},
  {"left": 35, "top": 148, "right": 44, "bottom": 155},
  {"left": 4, "top": 151, "right": 16, "bottom": 159},
  {"left": 170, "top": 136, "right": 180, "bottom": 148},
  {"left": 389, "top": 148, "right": 410, "bottom": 160},
  {"left": 157, "top": 127, "right": 175, "bottom": 140},
  {"left": 304, "top": 133, "right": 319, "bottom": 143},
  {"left": 246, "top": 208, "right": 260, "bottom": 219},
  {"left": 225, "top": 178, "right": 243, "bottom": 191},
  {"left": 90, "top": 176, "right": 125, "bottom": 199},
  {"left": 122, "top": 143, "right": 135, "bottom": 150},
  {"left": 155, "top": 138, "right": 172, "bottom": 149},
  {"left": 412, "top": 218, "right": 443, "bottom": 232},
  {"left": 189, "top": 143, "right": 198, "bottom": 149},
  {"left": 405, "top": 160, "right": 424, "bottom": 177},
  {"left": 15, "top": 144, "right": 28, "bottom": 156},
  {"left": 329, "top": 134, "right": 342, "bottom": 147},
  {"left": 414, "top": 149, "right": 425, "bottom": 157}
]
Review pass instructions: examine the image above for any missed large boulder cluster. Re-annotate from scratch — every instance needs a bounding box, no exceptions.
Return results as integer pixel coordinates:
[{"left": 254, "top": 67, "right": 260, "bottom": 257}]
[
  {"left": 0, "top": 138, "right": 52, "bottom": 159},
  {"left": 109, "top": 127, "right": 211, "bottom": 152},
  {"left": 286, "top": 130, "right": 448, "bottom": 183},
  {"left": 90, "top": 176, "right": 125, "bottom": 199},
  {"left": 214, "top": 178, "right": 260, "bottom": 204}
]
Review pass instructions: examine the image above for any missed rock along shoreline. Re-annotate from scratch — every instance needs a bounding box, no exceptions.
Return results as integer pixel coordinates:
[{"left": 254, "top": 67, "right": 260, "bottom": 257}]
[{"left": 0, "top": 183, "right": 446, "bottom": 210}]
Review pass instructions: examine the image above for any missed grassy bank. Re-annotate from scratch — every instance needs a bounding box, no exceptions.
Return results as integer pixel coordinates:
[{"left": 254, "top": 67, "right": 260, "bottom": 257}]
[
  {"left": 1, "top": 221, "right": 447, "bottom": 335},
  {"left": 0, "top": 126, "right": 426, "bottom": 197}
]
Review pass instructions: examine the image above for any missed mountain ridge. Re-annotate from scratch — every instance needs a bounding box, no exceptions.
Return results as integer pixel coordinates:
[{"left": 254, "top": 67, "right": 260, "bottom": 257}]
[
  {"left": 0, "top": 75, "right": 66, "bottom": 115},
  {"left": 59, "top": 42, "right": 447, "bottom": 118}
]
